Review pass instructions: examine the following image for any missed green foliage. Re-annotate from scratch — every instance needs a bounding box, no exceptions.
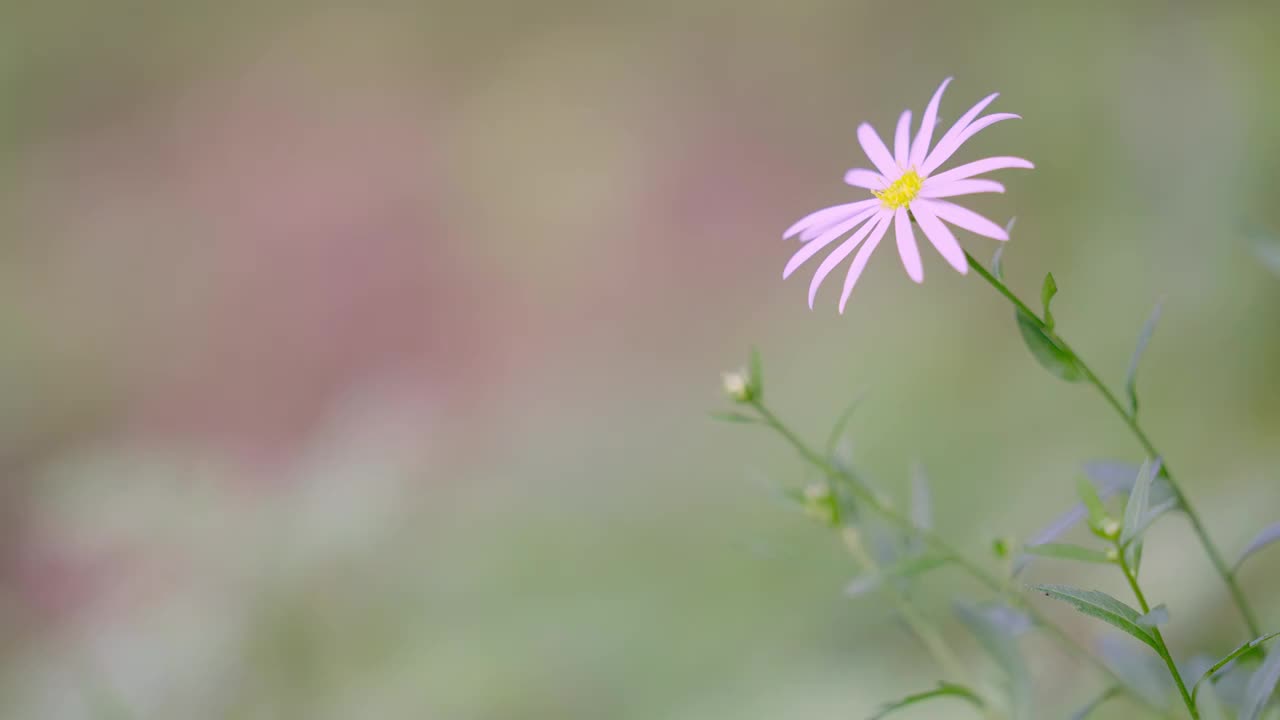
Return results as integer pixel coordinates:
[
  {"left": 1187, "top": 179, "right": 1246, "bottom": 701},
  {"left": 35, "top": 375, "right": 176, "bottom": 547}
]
[
  {"left": 1237, "top": 521, "right": 1280, "bottom": 571},
  {"left": 1023, "top": 542, "right": 1112, "bottom": 564},
  {"left": 1191, "top": 632, "right": 1280, "bottom": 707},
  {"left": 1124, "top": 300, "right": 1162, "bottom": 418},
  {"left": 1242, "top": 639, "right": 1280, "bottom": 720},
  {"left": 1016, "top": 310, "right": 1082, "bottom": 382},
  {"left": 1040, "top": 272, "right": 1059, "bottom": 331},
  {"left": 867, "top": 682, "right": 984, "bottom": 719},
  {"left": 1033, "top": 585, "right": 1159, "bottom": 652}
]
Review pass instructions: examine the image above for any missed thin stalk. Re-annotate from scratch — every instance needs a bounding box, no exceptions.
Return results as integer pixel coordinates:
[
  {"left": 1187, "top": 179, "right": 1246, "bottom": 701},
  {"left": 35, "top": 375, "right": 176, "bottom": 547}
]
[
  {"left": 963, "top": 249, "right": 1263, "bottom": 640},
  {"left": 747, "top": 400, "right": 1168, "bottom": 715},
  {"left": 1114, "top": 544, "right": 1198, "bottom": 718}
]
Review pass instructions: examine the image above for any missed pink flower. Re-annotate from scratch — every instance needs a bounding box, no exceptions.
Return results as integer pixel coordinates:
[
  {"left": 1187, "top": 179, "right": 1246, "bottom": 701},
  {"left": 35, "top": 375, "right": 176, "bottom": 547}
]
[{"left": 782, "top": 78, "right": 1032, "bottom": 312}]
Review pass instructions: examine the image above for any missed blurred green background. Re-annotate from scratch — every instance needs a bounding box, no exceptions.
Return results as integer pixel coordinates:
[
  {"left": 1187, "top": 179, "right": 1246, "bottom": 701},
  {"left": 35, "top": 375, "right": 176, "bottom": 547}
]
[{"left": 1, "top": 1, "right": 1279, "bottom": 718}]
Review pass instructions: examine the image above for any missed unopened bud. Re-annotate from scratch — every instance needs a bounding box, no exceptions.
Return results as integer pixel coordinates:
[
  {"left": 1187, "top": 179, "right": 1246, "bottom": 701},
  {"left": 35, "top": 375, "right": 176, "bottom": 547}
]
[
  {"left": 1100, "top": 519, "right": 1121, "bottom": 540},
  {"left": 721, "top": 369, "right": 752, "bottom": 402}
]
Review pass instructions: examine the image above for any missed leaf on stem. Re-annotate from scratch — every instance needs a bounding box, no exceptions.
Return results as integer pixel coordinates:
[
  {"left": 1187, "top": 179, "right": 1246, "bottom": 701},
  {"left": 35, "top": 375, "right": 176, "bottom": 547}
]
[
  {"left": 1121, "top": 458, "right": 1162, "bottom": 569},
  {"left": 1040, "top": 272, "right": 1059, "bottom": 331},
  {"left": 992, "top": 244, "right": 1007, "bottom": 281},
  {"left": 1023, "top": 542, "right": 1112, "bottom": 565},
  {"left": 867, "top": 682, "right": 985, "bottom": 719},
  {"left": 1236, "top": 521, "right": 1280, "bottom": 571},
  {"left": 1191, "top": 631, "right": 1280, "bottom": 707},
  {"left": 1124, "top": 299, "right": 1163, "bottom": 418},
  {"left": 1016, "top": 310, "right": 1083, "bottom": 382},
  {"left": 1241, "top": 638, "right": 1280, "bottom": 720},
  {"left": 1033, "top": 585, "right": 1159, "bottom": 652}
]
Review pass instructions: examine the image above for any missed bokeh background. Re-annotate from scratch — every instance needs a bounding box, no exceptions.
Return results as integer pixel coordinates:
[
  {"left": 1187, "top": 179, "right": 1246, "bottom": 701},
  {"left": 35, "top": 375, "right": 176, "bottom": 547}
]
[{"left": 1, "top": 1, "right": 1279, "bottom": 718}]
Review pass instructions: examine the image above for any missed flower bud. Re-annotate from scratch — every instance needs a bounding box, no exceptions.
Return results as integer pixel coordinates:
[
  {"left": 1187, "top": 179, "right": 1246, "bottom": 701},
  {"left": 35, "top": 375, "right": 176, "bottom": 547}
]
[{"left": 721, "top": 368, "right": 753, "bottom": 403}]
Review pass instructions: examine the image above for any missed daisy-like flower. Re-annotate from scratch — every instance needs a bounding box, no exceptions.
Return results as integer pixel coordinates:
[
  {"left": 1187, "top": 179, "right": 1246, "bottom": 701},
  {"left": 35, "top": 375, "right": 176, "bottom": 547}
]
[{"left": 782, "top": 78, "right": 1033, "bottom": 312}]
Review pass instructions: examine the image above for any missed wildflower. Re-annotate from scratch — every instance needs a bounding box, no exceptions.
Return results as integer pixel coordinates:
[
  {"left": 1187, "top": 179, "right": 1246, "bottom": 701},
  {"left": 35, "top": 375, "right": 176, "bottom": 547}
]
[{"left": 782, "top": 78, "right": 1033, "bottom": 311}]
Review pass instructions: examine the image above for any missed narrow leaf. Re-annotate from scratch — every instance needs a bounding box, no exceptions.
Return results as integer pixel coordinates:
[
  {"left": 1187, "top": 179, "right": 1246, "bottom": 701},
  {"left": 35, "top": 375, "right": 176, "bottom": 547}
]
[
  {"left": 1237, "top": 521, "right": 1280, "bottom": 571},
  {"left": 1121, "top": 459, "right": 1160, "bottom": 570},
  {"left": 1070, "top": 685, "right": 1122, "bottom": 720},
  {"left": 708, "top": 410, "right": 759, "bottom": 424},
  {"left": 955, "top": 602, "right": 1031, "bottom": 719},
  {"left": 1077, "top": 477, "right": 1109, "bottom": 530},
  {"left": 868, "top": 682, "right": 985, "bottom": 720},
  {"left": 1191, "top": 632, "right": 1280, "bottom": 706},
  {"left": 1024, "top": 542, "right": 1113, "bottom": 565},
  {"left": 1124, "top": 299, "right": 1163, "bottom": 418},
  {"left": 1136, "top": 604, "right": 1170, "bottom": 628},
  {"left": 1041, "top": 272, "right": 1059, "bottom": 330},
  {"left": 992, "top": 244, "right": 1006, "bottom": 281},
  {"left": 1241, "top": 639, "right": 1280, "bottom": 720},
  {"left": 1016, "top": 310, "right": 1082, "bottom": 382},
  {"left": 824, "top": 390, "right": 868, "bottom": 457},
  {"left": 1033, "top": 584, "right": 1159, "bottom": 652}
]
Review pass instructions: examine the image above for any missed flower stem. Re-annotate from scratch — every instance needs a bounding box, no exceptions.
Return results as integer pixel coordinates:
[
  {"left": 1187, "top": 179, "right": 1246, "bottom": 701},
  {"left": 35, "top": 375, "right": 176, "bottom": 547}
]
[
  {"left": 746, "top": 399, "right": 1170, "bottom": 715},
  {"left": 1113, "top": 542, "right": 1199, "bottom": 718},
  {"left": 963, "top": 249, "right": 1263, "bottom": 641}
]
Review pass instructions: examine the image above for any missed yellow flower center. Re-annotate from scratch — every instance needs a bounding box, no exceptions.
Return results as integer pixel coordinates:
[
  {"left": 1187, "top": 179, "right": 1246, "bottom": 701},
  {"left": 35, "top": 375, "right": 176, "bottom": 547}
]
[{"left": 873, "top": 169, "right": 922, "bottom": 209}]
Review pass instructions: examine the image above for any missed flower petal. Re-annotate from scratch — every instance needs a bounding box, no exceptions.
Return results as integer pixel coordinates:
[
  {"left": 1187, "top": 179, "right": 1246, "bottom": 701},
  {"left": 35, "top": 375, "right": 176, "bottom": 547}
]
[
  {"left": 893, "top": 110, "right": 912, "bottom": 168},
  {"left": 798, "top": 199, "right": 881, "bottom": 241},
  {"left": 857, "top": 123, "right": 899, "bottom": 178},
  {"left": 809, "top": 209, "right": 890, "bottom": 308},
  {"left": 919, "top": 179, "right": 1005, "bottom": 198},
  {"left": 908, "top": 77, "right": 952, "bottom": 167},
  {"left": 913, "top": 198, "right": 1009, "bottom": 241},
  {"left": 782, "top": 199, "right": 877, "bottom": 240},
  {"left": 838, "top": 212, "right": 894, "bottom": 312},
  {"left": 911, "top": 201, "right": 968, "bottom": 274},
  {"left": 918, "top": 93, "right": 996, "bottom": 174},
  {"left": 924, "top": 113, "right": 1021, "bottom": 176},
  {"left": 844, "top": 168, "right": 888, "bottom": 190},
  {"left": 783, "top": 205, "right": 880, "bottom": 278},
  {"left": 894, "top": 207, "right": 923, "bottom": 283},
  {"left": 926, "top": 156, "right": 1034, "bottom": 186}
]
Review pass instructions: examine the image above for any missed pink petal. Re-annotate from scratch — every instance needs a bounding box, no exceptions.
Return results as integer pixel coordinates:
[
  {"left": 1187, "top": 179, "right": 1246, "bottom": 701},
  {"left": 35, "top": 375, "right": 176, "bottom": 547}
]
[
  {"left": 893, "top": 207, "right": 923, "bottom": 283},
  {"left": 908, "top": 77, "right": 952, "bottom": 167},
  {"left": 782, "top": 199, "right": 877, "bottom": 240},
  {"left": 783, "top": 205, "right": 880, "bottom": 279},
  {"left": 844, "top": 168, "right": 888, "bottom": 190},
  {"left": 857, "top": 123, "right": 899, "bottom": 178},
  {"left": 923, "top": 113, "right": 1021, "bottom": 175},
  {"left": 919, "top": 179, "right": 1005, "bottom": 198},
  {"left": 913, "top": 198, "right": 1009, "bottom": 241},
  {"left": 926, "top": 156, "right": 1034, "bottom": 186},
  {"left": 798, "top": 198, "right": 880, "bottom": 241},
  {"left": 911, "top": 201, "right": 968, "bottom": 274},
  {"left": 918, "top": 93, "right": 997, "bottom": 174},
  {"left": 838, "top": 212, "right": 894, "bottom": 312},
  {"left": 808, "top": 208, "right": 890, "bottom": 307},
  {"left": 893, "top": 110, "right": 912, "bottom": 168}
]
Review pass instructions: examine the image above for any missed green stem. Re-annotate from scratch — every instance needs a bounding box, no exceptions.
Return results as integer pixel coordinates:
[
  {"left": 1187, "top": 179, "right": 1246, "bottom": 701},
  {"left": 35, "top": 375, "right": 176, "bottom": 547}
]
[
  {"left": 1114, "top": 542, "right": 1198, "bottom": 718},
  {"left": 747, "top": 400, "right": 1170, "bottom": 716},
  {"left": 964, "top": 249, "right": 1263, "bottom": 640}
]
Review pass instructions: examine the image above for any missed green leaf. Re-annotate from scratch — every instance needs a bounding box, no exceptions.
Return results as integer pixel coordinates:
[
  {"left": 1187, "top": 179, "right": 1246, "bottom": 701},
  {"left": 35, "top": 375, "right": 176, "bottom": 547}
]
[
  {"left": 1024, "top": 542, "right": 1113, "bottom": 565},
  {"left": 1121, "top": 458, "right": 1158, "bottom": 569},
  {"left": 1124, "top": 299, "right": 1163, "bottom": 418},
  {"left": 1016, "top": 310, "right": 1083, "bottom": 382},
  {"left": 1070, "top": 685, "right": 1122, "bottom": 720},
  {"left": 868, "top": 682, "right": 985, "bottom": 720},
  {"left": 955, "top": 602, "right": 1031, "bottom": 719},
  {"left": 1040, "top": 272, "right": 1059, "bottom": 330},
  {"left": 1077, "top": 477, "right": 1110, "bottom": 531},
  {"left": 1033, "top": 584, "right": 1159, "bottom": 652},
  {"left": 1191, "top": 632, "right": 1280, "bottom": 706},
  {"left": 708, "top": 410, "right": 759, "bottom": 424},
  {"left": 1242, "top": 637, "right": 1280, "bottom": 720},
  {"left": 992, "top": 245, "right": 1006, "bottom": 281},
  {"left": 824, "top": 389, "right": 868, "bottom": 458},
  {"left": 748, "top": 346, "right": 764, "bottom": 400}
]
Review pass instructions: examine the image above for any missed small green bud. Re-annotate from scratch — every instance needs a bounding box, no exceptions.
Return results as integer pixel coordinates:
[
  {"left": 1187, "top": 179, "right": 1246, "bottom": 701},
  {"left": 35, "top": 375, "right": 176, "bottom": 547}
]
[
  {"left": 1105, "top": 546, "right": 1120, "bottom": 562},
  {"left": 992, "top": 536, "right": 1013, "bottom": 559},
  {"left": 802, "top": 483, "right": 837, "bottom": 525}
]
